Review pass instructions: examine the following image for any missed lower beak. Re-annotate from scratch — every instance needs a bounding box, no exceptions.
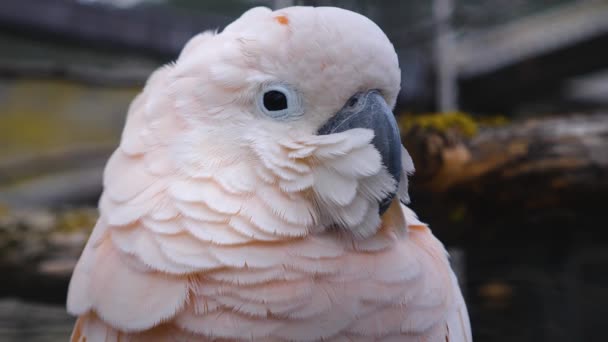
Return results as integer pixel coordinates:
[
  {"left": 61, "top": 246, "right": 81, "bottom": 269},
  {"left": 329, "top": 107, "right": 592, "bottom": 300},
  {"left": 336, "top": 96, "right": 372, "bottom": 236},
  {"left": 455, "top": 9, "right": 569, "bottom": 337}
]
[{"left": 317, "top": 90, "right": 402, "bottom": 214}]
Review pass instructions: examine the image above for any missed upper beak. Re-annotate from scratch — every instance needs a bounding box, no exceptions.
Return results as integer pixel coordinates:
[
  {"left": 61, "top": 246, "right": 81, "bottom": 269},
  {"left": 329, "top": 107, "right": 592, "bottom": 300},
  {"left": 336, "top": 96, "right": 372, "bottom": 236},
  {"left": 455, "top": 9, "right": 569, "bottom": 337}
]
[{"left": 317, "top": 90, "right": 402, "bottom": 214}]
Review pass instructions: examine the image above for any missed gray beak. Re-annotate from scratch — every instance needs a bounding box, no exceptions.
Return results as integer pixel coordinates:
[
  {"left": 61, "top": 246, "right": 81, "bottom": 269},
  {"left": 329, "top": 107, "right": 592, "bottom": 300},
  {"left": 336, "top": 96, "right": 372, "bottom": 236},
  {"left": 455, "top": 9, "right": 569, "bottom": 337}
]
[{"left": 317, "top": 90, "right": 402, "bottom": 214}]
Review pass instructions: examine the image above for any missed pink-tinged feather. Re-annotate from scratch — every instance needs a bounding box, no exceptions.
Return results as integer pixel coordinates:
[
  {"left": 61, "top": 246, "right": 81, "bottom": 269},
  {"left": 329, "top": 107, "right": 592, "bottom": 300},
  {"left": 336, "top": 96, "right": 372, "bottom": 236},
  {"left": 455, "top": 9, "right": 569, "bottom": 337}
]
[
  {"left": 175, "top": 308, "right": 282, "bottom": 339},
  {"left": 206, "top": 266, "right": 304, "bottom": 285},
  {"left": 310, "top": 129, "right": 374, "bottom": 158},
  {"left": 287, "top": 145, "right": 317, "bottom": 159},
  {"left": 212, "top": 293, "right": 306, "bottom": 317},
  {"left": 212, "top": 162, "right": 258, "bottom": 194},
  {"left": 118, "top": 94, "right": 148, "bottom": 156},
  {"left": 111, "top": 227, "right": 196, "bottom": 274},
  {"left": 257, "top": 184, "right": 316, "bottom": 226},
  {"left": 154, "top": 233, "right": 222, "bottom": 270},
  {"left": 104, "top": 156, "right": 161, "bottom": 203},
  {"left": 212, "top": 279, "right": 314, "bottom": 305},
  {"left": 103, "top": 196, "right": 159, "bottom": 226},
  {"left": 240, "top": 199, "right": 309, "bottom": 237},
  {"left": 227, "top": 215, "right": 285, "bottom": 241},
  {"left": 182, "top": 219, "right": 253, "bottom": 245},
  {"left": 143, "top": 147, "right": 175, "bottom": 175},
  {"left": 169, "top": 179, "right": 242, "bottom": 214},
  {"left": 284, "top": 255, "right": 344, "bottom": 275},
  {"left": 255, "top": 163, "right": 277, "bottom": 184},
  {"left": 327, "top": 146, "right": 383, "bottom": 178},
  {"left": 332, "top": 195, "right": 370, "bottom": 227},
  {"left": 285, "top": 236, "right": 345, "bottom": 259},
  {"left": 313, "top": 167, "right": 358, "bottom": 206},
  {"left": 273, "top": 303, "right": 357, "bottom": 341},
  {"left": 174, "top": 200, "right": 228, "bottom": 222},
  {"left": 349, "top": 228, "right": 397, "bottom": 252},
  {"left": 149, "top": 199, "right": 180, "bottom": 221},
  {"left": 72, "top": 239, "right": 190, "bottom": 332},
  {"left": 278, "top": 173, "right": 315, "bottom": 193}
]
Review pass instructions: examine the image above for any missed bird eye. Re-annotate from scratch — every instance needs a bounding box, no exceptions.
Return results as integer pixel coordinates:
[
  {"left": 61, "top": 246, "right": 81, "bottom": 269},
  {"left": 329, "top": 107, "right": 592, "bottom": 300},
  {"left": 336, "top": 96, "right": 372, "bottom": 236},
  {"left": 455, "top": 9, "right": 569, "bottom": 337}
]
[
  {"left": 263, "top": 90, "right": 288, "bottom": 111},
  {"left": 257, "top": 84, "right": 303, "bottom": 120}
]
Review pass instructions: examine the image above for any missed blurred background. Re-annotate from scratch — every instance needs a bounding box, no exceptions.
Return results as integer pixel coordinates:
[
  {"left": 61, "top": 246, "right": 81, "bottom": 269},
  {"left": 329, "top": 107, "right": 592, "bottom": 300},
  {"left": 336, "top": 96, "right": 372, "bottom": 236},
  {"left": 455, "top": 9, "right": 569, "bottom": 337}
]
[{"left": 0, "top": 0, "right": 607, "bottom": 341}]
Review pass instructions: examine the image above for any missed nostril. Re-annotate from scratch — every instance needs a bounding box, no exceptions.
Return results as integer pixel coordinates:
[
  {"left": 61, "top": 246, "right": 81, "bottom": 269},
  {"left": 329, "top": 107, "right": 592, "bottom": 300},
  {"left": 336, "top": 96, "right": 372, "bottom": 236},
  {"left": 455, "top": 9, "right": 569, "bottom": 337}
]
[{"left": 347, "top": 96, "right": 358, "bottom": 108}]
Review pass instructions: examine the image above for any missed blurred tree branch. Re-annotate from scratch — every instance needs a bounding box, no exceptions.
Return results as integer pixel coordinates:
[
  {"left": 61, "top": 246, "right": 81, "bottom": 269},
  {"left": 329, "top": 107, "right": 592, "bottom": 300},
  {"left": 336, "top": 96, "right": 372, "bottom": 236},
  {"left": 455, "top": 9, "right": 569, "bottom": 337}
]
[
  {"left": 404, "top": 113, "right": 608, "bottom": 242},
  {"left": 0, "top": 144, "right": 114, "bottom": 185},
  {"left": 406, "top": 114, "right": 608, "bottom": 193}
]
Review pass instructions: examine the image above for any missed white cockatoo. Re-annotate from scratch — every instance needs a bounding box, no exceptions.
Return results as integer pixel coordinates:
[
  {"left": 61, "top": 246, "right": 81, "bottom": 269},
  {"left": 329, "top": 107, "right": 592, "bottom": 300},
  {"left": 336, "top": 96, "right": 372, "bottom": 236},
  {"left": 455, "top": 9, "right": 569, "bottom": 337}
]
[{"left": 67, "top": 6, "right": 471, "bottom": 342}]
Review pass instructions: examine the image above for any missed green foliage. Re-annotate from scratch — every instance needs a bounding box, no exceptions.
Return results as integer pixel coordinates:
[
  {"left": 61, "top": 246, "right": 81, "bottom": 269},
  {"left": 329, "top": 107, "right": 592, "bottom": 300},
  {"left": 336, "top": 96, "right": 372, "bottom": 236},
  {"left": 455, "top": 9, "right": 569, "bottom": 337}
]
[
  {"left": 0, "top": 79, "right": 136, "bottom": 158},
  {"left": 398, "top": 111, "right": 510, "bottom": 138},
  {"left": 477, "top": 115, "right": 510, "bottom": 127},
  {"left": 448, "top": 204, "right": 468, "bottom": 223},
  {"left": 56, "top": 209, "right": 98, "bottom": 233},
  {"left": 398, "top": 111, "right": 479, "bottom": 137}
]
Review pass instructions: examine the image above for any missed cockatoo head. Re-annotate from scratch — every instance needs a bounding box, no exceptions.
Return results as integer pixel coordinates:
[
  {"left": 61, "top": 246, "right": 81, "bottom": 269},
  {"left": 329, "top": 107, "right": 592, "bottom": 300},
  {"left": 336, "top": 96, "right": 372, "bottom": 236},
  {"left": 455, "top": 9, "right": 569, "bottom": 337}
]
[{"left": 125, "top": 6, "right": 411, "bottom": 239}]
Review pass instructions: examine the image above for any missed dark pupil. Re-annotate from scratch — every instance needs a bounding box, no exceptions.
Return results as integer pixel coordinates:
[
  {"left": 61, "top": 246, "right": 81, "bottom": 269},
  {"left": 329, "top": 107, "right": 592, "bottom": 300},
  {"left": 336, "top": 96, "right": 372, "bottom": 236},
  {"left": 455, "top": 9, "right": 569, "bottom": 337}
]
[{"left": 263, "top": 90, "right": 288, "bottom": 111}]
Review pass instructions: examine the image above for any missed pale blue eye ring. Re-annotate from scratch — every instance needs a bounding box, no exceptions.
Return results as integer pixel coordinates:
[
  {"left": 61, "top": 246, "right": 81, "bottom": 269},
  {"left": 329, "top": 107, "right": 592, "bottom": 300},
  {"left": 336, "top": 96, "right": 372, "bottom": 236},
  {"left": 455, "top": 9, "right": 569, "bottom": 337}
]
[{"left": 257, "top": 84, "right": 304, "bottom": 120}]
